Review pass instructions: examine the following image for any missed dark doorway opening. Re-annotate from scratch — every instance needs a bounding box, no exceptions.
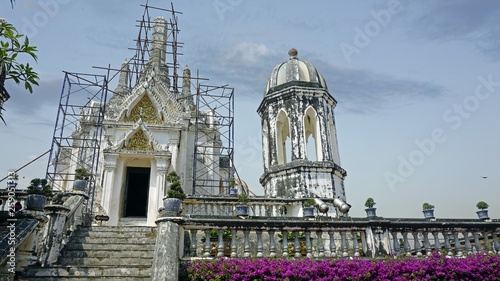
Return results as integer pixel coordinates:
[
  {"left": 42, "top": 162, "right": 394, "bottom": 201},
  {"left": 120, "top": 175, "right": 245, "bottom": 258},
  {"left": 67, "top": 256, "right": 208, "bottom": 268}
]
[{"left": 123, "top": 167, "right": 150, "bottom": 217}]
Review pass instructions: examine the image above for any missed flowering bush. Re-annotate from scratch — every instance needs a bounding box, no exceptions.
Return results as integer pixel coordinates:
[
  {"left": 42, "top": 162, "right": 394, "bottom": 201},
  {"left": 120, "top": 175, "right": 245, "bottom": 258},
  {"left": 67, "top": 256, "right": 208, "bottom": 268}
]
[{"left": 182, "top": 252, "right": 500, "bottom": 281}]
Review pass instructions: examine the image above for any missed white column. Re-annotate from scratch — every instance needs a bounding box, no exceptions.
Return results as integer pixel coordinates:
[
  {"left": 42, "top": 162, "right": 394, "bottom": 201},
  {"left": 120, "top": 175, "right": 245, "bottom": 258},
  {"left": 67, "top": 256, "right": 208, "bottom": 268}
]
[
  {"left": 169, "top": 140, "right": 179, "bottom": 171},
  {"left": 148, "top": 156, "right": 169, "bottom": 226},
  {"left": 101, "top": 154, "right": 118, "bottom": 225},
  {"left": 108, "top": 158, "right": 125, "bottom": 226}
]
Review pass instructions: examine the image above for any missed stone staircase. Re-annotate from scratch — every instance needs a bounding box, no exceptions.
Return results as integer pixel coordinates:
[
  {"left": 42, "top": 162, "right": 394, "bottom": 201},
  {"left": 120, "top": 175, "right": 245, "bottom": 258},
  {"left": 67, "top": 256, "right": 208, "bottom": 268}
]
[{"left": 24, "top": 225, "right": 157, "bottom": 280}]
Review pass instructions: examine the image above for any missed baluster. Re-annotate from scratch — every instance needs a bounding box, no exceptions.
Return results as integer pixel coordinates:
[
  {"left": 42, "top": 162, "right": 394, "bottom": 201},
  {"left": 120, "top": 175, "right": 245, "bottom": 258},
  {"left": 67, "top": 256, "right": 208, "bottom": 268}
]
[
  {"left": 402, "top": 232, "right": 411, "bottom": 257},
  {"left": 231, "top": 229, "right": 237, "bottom": 258},
  {"left": 422, "top": 231, "right": 431, "bottom": 256},
  {"left": 474, "top": 232, "right": 483, "bottom": 252},
  {"left": 305, "top": 230, "right": 312, "bottom": 258},
  {"left": 494, "top": 232, "right": 500, "bottom": 255},
  {"left": 432, "top": 232, "right": 441, "bottom": 253},
  {"left": 340, "top": 231, "right": 348, "bottom": 257},
  {"left": 256, "top": 230, "right": 263, "bottom": 257},
  {"left": 190, "top": 229, "right": 197, "bottom": 257},
  {"left": 203, "top": 229, "right": 211, "bottom": 257},
  {"left": 443, "top": 232, "right": 453, "bottom": 256},
  {"left": 269, "top": 230, "right": 276, "bottom": 258},
  {"left": 203, "top": 204, "right": 208, "bottom": 216},
  {"left": 329, "top": 230, "right": 337, "bottom": 258},
  {"left": 294, "top": 231, "right": 301, "bottom": 258},
  {"left": 281, "top": 230, "right": 289, "bottom": 258},
  {"left": 352, "top": 231, "right": 360, "bottom": 257},
  {"left": 483, "top": 231, "right": 493, "bottom": 254},
  {"left": 391, "top": 231, "right": 400, "bottom": 255},
  {"left": 317, "top": 230, "right": 325, "bottom": 258},
  {"left": 217, "top": 229, "right": 224, "bottom": 257},
  {"left": 463, "top": 231, "right": 472, "bottom": 255},
  {"left": 243, "top": 230, "right": 251, "bottom": 257},
  {"left": 453, "top": 231, "right": 463, "bottom": 257},
  {"left": 412, "top": 232, "right": 422, "bottom": 257}
]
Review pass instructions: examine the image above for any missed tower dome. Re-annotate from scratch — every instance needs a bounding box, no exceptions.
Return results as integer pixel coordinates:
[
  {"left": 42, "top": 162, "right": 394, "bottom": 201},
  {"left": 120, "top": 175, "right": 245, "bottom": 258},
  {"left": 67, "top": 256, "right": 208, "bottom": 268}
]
[{"left": 265, "top": 48, "right": 328, "bottom": 95}]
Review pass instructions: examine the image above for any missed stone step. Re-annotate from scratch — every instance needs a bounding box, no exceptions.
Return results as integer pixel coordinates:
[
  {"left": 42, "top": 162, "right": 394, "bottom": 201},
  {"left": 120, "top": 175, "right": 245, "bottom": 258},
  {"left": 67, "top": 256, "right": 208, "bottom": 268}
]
[
  {"left": 58, "top": 256, "right": 153, "bottom": 266},
  {"left": 25, "top": 265, "right": 151, "bottom": 278},
  {"left": 78, "top": 226, "right": 155, "bottom": 233},
  {"left": 60, "top": 249, "right": 154, "bottom": 259},
  {"left": 64, "top": 242, "right": 155, "bottom": 251},
  {"left": 73, "top": 230, "right": 157, "bottom": 239},
  {"left": 69, "top": 236, "right": 156, "bottom": 244}
]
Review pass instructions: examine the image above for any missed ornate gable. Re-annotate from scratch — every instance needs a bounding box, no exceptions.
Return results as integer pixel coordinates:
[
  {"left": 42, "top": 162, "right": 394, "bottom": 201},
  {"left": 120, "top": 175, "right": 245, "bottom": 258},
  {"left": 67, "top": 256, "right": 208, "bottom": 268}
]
[
  {"left": 106, "top": 68, "right": 186, "bottom": 125},
  {"left": 123, "top": 94, "right": 162, "bottom": 124},
  {"left": 105, "top": 119, "right": 167, "bottom": 153}
]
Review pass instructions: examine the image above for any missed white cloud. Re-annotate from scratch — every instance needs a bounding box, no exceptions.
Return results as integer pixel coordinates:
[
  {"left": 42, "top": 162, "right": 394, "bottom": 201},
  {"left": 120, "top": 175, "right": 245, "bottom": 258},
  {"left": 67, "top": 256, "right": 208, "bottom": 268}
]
[{"left": 224, "top": 42, "right": 272, "bottom": 67}]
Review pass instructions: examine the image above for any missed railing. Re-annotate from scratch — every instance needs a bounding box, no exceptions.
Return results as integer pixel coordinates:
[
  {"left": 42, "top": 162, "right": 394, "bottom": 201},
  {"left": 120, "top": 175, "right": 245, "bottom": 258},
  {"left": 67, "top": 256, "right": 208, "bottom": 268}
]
[
  {"left": 0, "top": 190, "right": 27, "bottom": 213},
  {"left": 153, "top": 199, "right": 500, "bottom": 280},
  {"left": 39, "top": 192, "right": 88, "bottom": 266},
  {"left": 183, "top": 196, "right": 339, "bottom": 217},
  {"left": 173, "top": 216, "right": 500, "bottom": 260}
]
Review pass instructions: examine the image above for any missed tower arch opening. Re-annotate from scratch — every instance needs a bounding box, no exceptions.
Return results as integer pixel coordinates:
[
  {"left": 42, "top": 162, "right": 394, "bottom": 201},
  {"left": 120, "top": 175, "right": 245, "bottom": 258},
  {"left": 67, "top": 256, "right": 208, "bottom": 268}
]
[
  {"left": 304, "top": 106, "right": 322, "bottom": 161},
  {"left": 276, "top": 110, "right": 291, "bottom": 164}
]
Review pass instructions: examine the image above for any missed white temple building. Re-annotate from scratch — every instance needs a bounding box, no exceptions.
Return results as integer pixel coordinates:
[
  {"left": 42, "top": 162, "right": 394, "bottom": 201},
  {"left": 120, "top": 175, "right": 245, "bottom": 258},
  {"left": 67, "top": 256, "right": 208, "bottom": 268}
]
[{"left": 58, "top": 17, "right": 228, "bottom": 226}]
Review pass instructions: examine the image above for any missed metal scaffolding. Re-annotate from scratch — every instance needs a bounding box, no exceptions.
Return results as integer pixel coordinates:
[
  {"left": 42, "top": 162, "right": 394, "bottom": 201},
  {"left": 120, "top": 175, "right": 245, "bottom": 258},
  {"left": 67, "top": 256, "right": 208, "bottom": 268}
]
[
  {"left": 192, "top": 83, "right": 234, "bottom": 196},
  {"left": 45, "top": 72, "right": 108, "bottom": 216}
]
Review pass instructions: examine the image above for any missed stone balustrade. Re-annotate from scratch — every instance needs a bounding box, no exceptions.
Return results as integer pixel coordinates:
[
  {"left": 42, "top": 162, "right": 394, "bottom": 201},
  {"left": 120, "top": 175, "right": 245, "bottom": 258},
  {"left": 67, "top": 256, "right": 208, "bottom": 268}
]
[
  {"left": 183, "top": 196, "right": 338, "bottom": 217},
  {"left": 152, "top": 199, "right": 500, "bottom": 280},
  {"left": 175, "top": 217, "right": 500, "bottom": 260},
  {"left": 0, "top": 190, "right": 27, "bottom": 213}
]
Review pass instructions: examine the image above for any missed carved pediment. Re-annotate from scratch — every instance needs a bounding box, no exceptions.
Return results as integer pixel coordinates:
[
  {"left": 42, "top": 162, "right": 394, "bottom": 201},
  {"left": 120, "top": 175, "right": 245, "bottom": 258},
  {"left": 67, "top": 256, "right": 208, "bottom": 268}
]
[
  {"left": 106, "top": 119, "right": 166, "bottom": 153},
  {"left": 123, "top": 94, "right": 162, "bottom": 124},
  {"left": 105, "top": 67, "right": 186, "bottom": 124}
]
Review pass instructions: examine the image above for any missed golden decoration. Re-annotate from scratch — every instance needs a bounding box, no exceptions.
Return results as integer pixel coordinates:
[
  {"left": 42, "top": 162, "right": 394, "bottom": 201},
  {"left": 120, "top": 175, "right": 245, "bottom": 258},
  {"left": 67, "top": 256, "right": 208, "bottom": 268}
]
[
  {"left": 126, "top": 129, "right": 153, "bottom": 151},
  {"left": 124, "top": 95, "right": 162, "bottom": 124}
]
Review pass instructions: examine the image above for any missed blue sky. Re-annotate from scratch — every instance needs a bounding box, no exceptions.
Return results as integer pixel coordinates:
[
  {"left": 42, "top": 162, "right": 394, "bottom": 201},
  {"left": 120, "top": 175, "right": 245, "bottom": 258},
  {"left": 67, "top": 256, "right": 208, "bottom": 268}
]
[{"left": 1, "top": 0, "right": 500, "bottom": 218}]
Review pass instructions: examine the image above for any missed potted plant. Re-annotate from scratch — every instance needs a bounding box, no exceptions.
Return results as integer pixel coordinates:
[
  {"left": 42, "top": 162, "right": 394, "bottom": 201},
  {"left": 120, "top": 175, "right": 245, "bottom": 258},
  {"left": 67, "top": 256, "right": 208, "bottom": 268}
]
[
  {"left": 422, "top": 202, "right": 435, "bottom": 219},
  {"left": 26, "top": 178, "right": 53, "bottom": 211},
  {"left": 302, "top": 198, "right": 316, "bottom": 218},
  {"left": 236, "top": 193, "right": 249, "bottom": 216},
  {"left": 229, "top": 177, "right": 238, "bottom": 196},
  {"left": 163, "top": 171, "right": 186, "bottom": 216},
  {"left": 364, "top": 197, "right": 377, "bottom": 218},
  {"left": 73, "top": 167, "right": 90, "bottom": 191},
  {"left": 476, "top": 201, "right": 489, "bottom": 220}
]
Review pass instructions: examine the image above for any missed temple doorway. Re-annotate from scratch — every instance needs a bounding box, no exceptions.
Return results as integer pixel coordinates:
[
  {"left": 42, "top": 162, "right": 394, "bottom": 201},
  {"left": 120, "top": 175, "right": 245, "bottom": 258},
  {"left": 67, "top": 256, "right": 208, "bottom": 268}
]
[{"left": 123, "top": 167, "right": 150, "bottom": 217}]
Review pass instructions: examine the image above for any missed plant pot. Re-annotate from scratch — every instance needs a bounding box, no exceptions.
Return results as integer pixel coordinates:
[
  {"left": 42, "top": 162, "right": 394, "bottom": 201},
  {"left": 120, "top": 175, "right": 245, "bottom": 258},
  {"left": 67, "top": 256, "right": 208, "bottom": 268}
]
[
  {"left": 476, "top": 209, "right": 489, "bottom": 220},
  {"left": 365, "top": 207, "right": 377, "bottom": 218},
  {"left": 26, "top": 194, "right": 47, "bottom": 211},
  {"left": 163, "top": 197, "right": 182, "bottom": 216},
  {"left": 236, "top": 205, "right": 249, "bottom": 216},
  {"left": 303, "top": 207, "right": 315, "bottom": 218},
  {"left": 229, "top": 188, "right": 238, "bottom": 196},
  {"left": 422, "top": 209, "right": 435, "bottom": 219},
  {"left": 73, "top": 179, "right": 87, "bottom": 191}
]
